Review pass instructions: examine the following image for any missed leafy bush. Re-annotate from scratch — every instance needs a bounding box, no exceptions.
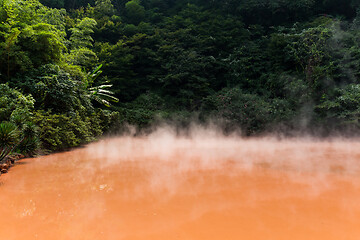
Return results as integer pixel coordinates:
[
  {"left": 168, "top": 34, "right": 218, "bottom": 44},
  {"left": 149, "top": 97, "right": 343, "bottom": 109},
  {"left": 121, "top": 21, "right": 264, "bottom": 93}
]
[
  {"left": 0, "top": 84, "right": 40, "bottom": 155},
  {"left": 202, "top": 87, "right": 294, "bottom": 134},
  {"left": 0, "top": 84, "right": 35, "bottom": 123},
  {"left": 316, "top": 84, "right": 360, "bottom": 127},
  {"left": 9, "top": 64, "right": 91, "bottom": 113},
  {"left": 33, "top": 110, "right": 103, "bottom": 151}
]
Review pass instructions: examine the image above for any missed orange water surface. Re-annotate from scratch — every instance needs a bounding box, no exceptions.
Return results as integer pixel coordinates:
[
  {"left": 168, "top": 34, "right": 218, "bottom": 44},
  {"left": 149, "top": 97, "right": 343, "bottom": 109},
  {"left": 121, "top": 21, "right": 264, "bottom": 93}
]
[{"left": 1, "top": 133, "right": 360, "bottom": 240}]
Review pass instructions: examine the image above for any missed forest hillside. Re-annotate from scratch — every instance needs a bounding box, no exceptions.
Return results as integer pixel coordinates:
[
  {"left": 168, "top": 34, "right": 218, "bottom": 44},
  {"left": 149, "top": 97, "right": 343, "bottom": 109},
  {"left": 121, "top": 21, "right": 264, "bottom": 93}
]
[{"left": 1, "top": 0, "right": 360, "bottom": 156}]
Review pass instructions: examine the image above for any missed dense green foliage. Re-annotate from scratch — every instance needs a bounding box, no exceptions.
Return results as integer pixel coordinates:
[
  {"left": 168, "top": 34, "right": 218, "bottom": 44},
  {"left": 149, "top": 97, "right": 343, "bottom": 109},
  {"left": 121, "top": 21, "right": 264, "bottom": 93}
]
[
  {"left": 0, "top": 0, "right": 117, "bottom": 156},
  {"left": 67, "top": 0, "right": 360, "bottom": 135},
  {"left": 1, "top": 0, "right": 360, "bottom": 156}
]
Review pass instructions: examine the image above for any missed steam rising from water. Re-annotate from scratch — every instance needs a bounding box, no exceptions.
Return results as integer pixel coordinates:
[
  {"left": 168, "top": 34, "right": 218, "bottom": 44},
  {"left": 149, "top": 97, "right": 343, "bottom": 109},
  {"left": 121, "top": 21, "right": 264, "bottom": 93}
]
[
  {"left": 1, "top": 126, "right": 360, "bottom": 240},
  {"left": 92, "top": 126, "right": 360, "bottom": 175}
]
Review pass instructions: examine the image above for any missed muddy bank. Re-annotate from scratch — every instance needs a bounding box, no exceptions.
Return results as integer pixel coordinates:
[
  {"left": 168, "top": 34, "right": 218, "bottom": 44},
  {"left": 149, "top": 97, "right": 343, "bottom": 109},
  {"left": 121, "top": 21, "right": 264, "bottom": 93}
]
[{"left": 0, "top": 153, "right": 26, "bottom": 175}]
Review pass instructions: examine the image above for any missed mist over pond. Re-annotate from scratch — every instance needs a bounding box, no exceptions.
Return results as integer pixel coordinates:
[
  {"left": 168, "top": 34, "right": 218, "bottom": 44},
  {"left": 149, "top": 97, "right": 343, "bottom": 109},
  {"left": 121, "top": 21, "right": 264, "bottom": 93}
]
[{"left": 1, "top": 129, "right": 360, "bottom": 240}]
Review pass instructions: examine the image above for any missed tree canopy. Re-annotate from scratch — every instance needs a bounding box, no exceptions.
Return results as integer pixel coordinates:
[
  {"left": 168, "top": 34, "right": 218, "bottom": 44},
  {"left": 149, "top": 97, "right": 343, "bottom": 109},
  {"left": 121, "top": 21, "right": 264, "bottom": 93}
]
[{"left": 1, "top": 0, "right": 360, "bottom": 156}]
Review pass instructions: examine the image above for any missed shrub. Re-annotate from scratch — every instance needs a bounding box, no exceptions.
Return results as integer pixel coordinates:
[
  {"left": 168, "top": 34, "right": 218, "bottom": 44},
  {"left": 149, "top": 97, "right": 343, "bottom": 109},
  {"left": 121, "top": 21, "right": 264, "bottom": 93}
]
[
  {"left": 316, "top": 84, "right": 360, "bottom": 127},
  {"left": 0, "top": 122, "right": 20, "bottom": 162},
  {"left": 0, "top": 84, "right": 34, "bottom": 123},
  {"left": 33, "top": 110, "right": 103, "bottom": 151},
  {"left": 0, "top": 85, "right": 39, "bottom": 156},
  {"left": 202, "top": 87, "right": 294, "bottom": 134}
]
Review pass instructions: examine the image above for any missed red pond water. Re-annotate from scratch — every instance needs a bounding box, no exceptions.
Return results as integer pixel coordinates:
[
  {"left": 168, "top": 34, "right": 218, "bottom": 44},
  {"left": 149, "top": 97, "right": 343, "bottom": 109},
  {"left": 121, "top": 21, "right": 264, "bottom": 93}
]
[{"left": 1, "top": 131, "right": 360, "bottom": 240}]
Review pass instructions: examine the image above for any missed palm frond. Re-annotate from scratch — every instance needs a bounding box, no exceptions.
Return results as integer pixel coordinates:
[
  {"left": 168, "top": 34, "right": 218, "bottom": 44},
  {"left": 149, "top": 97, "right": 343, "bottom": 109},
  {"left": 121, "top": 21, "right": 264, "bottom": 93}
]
[{"left": 88, "top": 84, "right": 119, "bottom": 106}]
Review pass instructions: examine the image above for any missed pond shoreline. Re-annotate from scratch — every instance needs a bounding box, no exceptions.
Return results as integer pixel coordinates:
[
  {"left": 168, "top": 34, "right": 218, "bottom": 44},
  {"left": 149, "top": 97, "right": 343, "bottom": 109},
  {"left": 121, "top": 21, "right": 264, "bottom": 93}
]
[{"left": 0, "top": 153, "right": 27, "bottom": 176}]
